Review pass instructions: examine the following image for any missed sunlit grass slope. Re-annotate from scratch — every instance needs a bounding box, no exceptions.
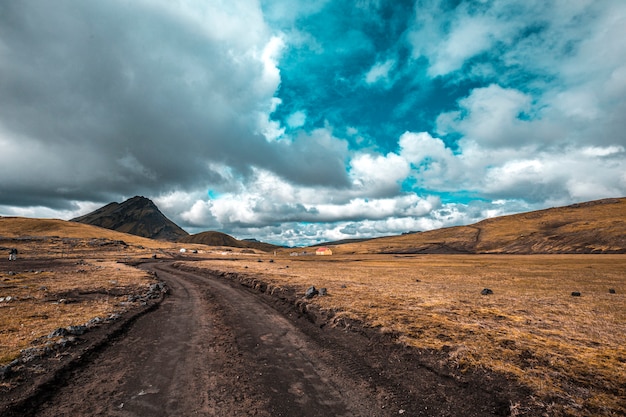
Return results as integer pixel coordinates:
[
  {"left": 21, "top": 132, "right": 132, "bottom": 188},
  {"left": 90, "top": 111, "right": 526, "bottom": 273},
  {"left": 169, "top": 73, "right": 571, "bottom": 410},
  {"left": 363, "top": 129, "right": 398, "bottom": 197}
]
[
  {"left": 334, "top": 197, "right": 626, "bottom": 254},
  {"left": 194, "top": 254, "right": 626, "bottom": 416}
]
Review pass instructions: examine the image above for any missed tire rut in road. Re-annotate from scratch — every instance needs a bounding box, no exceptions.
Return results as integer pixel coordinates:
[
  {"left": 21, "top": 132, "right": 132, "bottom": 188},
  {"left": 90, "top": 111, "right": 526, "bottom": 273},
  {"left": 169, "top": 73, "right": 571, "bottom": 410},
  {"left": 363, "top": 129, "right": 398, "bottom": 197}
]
[
  {"left": 155, "top": 263, "right": 385, "bottom": 417},
  {"left": 23, "top": 261, "right": 520, "bottom": 416},
  {"left": 29, "top": 267, "right": 221, "bottom": 416},
  {"left": 180, "top": 263, "right": 518, "bottom": 417}
]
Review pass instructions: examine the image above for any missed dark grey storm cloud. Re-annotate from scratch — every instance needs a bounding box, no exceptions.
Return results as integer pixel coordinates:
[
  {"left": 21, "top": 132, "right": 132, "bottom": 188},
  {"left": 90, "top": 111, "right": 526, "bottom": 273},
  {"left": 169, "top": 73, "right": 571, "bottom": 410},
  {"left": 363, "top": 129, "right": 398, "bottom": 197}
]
[{"left": 0, "top": 1, "right": 349, "bottom": 210}]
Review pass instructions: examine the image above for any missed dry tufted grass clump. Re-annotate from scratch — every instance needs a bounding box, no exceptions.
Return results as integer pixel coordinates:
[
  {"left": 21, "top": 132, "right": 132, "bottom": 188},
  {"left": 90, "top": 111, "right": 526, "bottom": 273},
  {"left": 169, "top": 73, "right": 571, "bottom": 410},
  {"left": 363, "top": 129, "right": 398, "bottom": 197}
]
[
  {"left": 0, "top": 259, "right": 155, "bottom": 365},
  {"left": 0, "top": 218, "right": 176, "bottom": 365},
  {"left": 0, "top": 216, "right": 229, "bottom": 368},
  {"left": 193, "top": 253, "right": 626, "bottom": 416}
]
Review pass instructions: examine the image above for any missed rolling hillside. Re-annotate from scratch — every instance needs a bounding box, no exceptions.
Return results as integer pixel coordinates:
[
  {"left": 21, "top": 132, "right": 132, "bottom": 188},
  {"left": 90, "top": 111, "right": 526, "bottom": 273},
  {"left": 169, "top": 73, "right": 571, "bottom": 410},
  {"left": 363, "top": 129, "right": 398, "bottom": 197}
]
[
  {"left": 4, "top": 196, "right": 625, "bottom": 254},
  {"left": 179, "top": 231, "right": 281, "bottom": 253},
  {"left": 333, "top": 197, "right": 626, "bottom": 254},
  {"left": 0, "top": 217, "right": 176, "bottom": 249}
]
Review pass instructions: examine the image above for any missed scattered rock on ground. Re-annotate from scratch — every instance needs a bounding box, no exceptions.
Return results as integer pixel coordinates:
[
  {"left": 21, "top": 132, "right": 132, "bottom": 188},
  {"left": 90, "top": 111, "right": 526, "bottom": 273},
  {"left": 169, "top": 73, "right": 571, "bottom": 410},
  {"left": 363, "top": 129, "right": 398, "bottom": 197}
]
[
  {"left": 55, "top": 336, "right": 77, "bottom": 348},
  {"left": 86, "top": 317, "right": 104, "bottom": 328},
  {"left": 304, "top": 286, "right": 319, "bottom": 299},
  {"left": 67, "top": 325, "right": 87, "bottom": 336},
  {"left": 48, "top": 328, "right": 68, "bottom": 338},
  {"left": 0, "top": 364, "right": 12, "bottom": 380},
  {"left": 107, "top": 313, "right": 122, "bottom": 321},
  {"left": 47, "top": 325, "right": 86, "bottom": 338}
]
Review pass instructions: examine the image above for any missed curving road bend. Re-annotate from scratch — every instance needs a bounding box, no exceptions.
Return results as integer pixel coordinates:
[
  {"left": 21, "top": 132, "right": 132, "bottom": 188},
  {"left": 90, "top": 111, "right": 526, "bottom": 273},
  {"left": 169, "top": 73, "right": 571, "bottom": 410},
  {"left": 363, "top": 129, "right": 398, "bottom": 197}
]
[
  {"left": 29, "top": 262, "right": 385, "bottom": 416},
  {"left": 27, "top": 261, "right": 514, "bottom": 417}
]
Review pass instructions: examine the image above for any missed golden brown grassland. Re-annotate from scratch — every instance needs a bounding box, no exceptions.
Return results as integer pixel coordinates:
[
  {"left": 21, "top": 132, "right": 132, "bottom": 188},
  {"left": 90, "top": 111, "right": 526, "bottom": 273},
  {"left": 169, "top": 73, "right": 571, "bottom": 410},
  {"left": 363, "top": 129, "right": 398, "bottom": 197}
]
[
  {"left": 187, "top": 254, "right": 626, "bottom": 416},
  {"left": 334, "top": 197, "right": 626, "bottom": 255},
  {"left": 0, "top": 260, "right": 150, "bottom": 364},
  {"left": 2, "top": 217, "right": 625, "bottom": 415},
  {"left": 0, "top": 218, "right": 189, "bottom": 366}
]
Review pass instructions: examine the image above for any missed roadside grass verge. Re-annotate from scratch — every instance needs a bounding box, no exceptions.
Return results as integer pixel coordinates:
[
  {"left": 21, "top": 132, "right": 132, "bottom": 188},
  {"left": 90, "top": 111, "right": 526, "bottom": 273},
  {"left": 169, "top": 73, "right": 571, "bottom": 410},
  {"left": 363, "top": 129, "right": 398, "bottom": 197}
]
[
  {"left": 0, "top": 250, "right": 154, "bottom": 367},
  {"left": 191, "top": 254, "right": 626, "bottom": 416},
  {"left": 0, "top": 220, "right": 222, "bottom": 370}
]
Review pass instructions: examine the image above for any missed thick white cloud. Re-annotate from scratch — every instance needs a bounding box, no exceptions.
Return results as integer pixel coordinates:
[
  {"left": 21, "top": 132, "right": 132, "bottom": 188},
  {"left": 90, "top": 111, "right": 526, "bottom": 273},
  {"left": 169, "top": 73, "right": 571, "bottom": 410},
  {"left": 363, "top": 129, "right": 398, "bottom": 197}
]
[
  {"left": 436, "top": 85, "right": 535, "bottom": 147},
  {"left": 481, "top": 147, "right": 626, "bottom": 203},
  {"left": 168, "top": 164, "right": 441, "bottom": 243},
  {"left": 313, "top": 194, "right": 436, "bottom": 222},
  {"left": 397, "top": 132, "right": 462, "bottom": 190},
  {"left": 409, "top": 0, "right": 519, "bottom": 77},
  {"left": 349, "top": 152, "right": 409, "bottom": 196},
  {"left": 396, "top": 130, "right": 626, "bottom": 205},
  {"left": 412, "top": 0, "right": 626, "bottom": 147}
]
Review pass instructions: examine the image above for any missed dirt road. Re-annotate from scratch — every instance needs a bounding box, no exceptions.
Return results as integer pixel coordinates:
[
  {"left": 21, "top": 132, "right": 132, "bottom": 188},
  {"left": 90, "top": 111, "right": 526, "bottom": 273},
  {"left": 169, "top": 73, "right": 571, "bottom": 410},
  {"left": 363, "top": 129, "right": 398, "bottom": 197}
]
[{"left": 17, "top": 261, "right": 521, "bottom": 416}]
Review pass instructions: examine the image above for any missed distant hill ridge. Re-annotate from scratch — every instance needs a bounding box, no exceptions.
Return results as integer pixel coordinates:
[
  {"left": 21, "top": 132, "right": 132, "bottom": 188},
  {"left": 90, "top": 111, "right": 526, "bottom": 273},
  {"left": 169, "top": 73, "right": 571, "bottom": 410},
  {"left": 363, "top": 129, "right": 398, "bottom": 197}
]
[
  {"left": 71, "top": 196, "right": 281, "bottom": 251},
  {"left": 71, "top": 196, "right": 188, "bottom": 241},
  {"left": 333, "top": 197, "right": 626, "bottom": 255},
  {"left": 31, "top": 195, "right": 626, "bottom": 253},
  {"left": 179, "top": 231, "right": 281, "bottom": 252}
]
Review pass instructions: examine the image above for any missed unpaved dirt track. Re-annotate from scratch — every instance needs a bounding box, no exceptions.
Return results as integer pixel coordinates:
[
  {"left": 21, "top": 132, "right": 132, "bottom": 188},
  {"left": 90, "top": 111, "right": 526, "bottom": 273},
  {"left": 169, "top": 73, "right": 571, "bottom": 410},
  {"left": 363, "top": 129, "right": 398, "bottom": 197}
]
[{"left": 23, "top": 261, "right": 519, "bottom": 416}]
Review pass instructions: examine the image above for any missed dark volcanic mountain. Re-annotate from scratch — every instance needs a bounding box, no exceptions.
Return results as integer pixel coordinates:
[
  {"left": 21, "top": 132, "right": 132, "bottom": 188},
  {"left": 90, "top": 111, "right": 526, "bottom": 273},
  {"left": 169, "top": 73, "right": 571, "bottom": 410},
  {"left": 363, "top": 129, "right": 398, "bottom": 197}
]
[
  {"left": 71, "top": 196, "right": 189, "bottom": 241},
  {"left": 179, "top": 231, "right": 281, "bottom": 253}
]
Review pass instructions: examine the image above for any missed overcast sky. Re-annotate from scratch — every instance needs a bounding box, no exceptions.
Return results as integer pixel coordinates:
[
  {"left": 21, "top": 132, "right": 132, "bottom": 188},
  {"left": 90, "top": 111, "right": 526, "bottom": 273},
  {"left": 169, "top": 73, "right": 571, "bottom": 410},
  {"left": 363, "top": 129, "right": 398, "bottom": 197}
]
[{"left": 1, "top": 0, "right": 625, "bottom": 246}]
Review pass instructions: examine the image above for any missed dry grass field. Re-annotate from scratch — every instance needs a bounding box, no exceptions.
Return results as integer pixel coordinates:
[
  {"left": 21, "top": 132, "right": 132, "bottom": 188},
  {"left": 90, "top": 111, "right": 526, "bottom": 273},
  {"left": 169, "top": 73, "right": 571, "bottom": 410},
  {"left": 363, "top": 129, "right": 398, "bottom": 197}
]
[
  {"left": 188, "top": 254, "right": 626, "bottom": 416},
  {"left": 335, "top": 197, "right": 626, "bottom": 255},
  {"left": 0, "top": 260, "right": 151, "bottom": 364},
  {"left": 0, "top": 218, "right": 184, "bottom": 366},
  {"left": 2, "top": 211, "right": 625, "bottom": 416}
]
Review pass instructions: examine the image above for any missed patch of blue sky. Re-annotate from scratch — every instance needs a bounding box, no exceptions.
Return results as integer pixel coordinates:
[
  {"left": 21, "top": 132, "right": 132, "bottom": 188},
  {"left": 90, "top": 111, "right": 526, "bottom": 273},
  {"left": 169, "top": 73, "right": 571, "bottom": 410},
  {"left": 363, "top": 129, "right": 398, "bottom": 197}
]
[
  {"left": 268, "top": 0, "right": 529, "bottom": 154},
  {"left": 434, "top": 191, "right": 485, "bottom": 205},
  {"left": 274, "top": 60, "right": 470, "bottom": 153},
  {"left": 400, "top": 177, "right": 418, "bottom": 192},
  {"left": 270, "top": 1, "right": 430, "bottom": 148},
  {"left": 400, "top": 174, "right": 481, "bottom": 205},
  {"left": 207, "top": 189, "right": 221, "bottom": 200}
]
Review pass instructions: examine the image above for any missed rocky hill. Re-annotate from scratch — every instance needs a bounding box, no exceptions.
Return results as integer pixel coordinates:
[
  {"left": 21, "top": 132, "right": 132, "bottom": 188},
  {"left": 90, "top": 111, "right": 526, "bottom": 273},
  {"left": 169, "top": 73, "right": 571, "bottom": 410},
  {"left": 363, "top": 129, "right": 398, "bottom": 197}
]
[
  {"left": 71, "top": 196, "right": 188, "bottom": 241},
  {"left": 334, "top": 197, "right": 626, "bottom": 254},
  {"left": 179, "top": 231, "right": 281, "bottom": 253}
]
